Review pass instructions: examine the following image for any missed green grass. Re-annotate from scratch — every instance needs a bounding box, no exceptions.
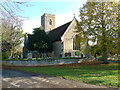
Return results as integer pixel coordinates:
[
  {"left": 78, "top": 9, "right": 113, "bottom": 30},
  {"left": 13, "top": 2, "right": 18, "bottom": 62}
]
[
  {"left": 5, "top": 58, "right": 36, "bottom": 60},
  {"left": 14, "top": 62, "right": 119, "bottom": 88}
]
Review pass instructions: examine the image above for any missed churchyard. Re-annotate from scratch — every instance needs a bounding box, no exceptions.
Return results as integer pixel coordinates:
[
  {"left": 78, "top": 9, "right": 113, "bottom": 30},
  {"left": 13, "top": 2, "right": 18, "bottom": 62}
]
[
  {"left": 2, "top": 49, "right": 120, "bottom": 88},
  {"left": 3, "top": 61, "right": 119, "bottom": 88},
  {"left": 2, "top": 1, "right": 119, "bottom": 89},
  {"left": 3, "top": 53, "right": 119, "bottom": 88}
]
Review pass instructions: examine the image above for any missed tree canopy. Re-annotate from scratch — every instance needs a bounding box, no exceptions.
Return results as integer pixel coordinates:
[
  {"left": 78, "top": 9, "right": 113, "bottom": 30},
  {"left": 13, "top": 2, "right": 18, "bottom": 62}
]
[
  {"left": 26, "top": 26, "right": 52, "bottom": 53},
  {"left": 76, "top": 1, "right": 119, "bottom": 63},
  {"left": 1, "top": 16, "right": 24, "bottom": 59}
]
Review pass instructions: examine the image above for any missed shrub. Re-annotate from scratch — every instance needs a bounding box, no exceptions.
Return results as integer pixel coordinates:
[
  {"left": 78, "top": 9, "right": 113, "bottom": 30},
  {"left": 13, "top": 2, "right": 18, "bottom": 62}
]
[
  {"left": 35, "top": 53, "right": 40, "bottom": 58},
  {"left": 2, "top": 51, "right": 10, "bottom": 60}
]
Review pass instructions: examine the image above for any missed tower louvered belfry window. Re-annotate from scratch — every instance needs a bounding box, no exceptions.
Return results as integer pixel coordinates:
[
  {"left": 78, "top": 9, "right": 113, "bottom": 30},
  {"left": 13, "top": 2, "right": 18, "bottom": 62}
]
[{"left": 49, "top": 19, "right": 52, "bottom": 25}]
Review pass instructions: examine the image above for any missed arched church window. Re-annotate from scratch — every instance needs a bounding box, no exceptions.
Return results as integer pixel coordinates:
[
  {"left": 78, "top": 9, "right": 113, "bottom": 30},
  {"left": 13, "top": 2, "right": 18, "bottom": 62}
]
[
  {"left": 49, "top": 19, "right": 52, "bottom": 25},
  {"left": 73, "top": 35, "right": 80, "bottom": 50}
]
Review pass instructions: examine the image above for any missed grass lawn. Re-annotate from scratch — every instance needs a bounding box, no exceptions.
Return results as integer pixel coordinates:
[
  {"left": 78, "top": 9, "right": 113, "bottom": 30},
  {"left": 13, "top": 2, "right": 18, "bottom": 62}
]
[
  {"left": 13, "top": 62, "right": 119, "bottom": 88},
  {"left": 4, "top": 58, "right": 37, "bottom": 61}
]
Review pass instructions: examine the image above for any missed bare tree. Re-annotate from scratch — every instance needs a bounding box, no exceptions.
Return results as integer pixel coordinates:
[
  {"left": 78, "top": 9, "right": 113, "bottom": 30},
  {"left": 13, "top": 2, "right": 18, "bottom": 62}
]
[
  {"left": 0, "top": 0, "right": 30, "bottom": 59},
  {"left": 0, "top": 0, "right": 29, "bottom": 18}
]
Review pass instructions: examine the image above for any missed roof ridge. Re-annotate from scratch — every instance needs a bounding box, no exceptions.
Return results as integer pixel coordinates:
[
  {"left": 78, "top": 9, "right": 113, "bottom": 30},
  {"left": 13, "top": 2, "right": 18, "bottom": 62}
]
[
  {"left": 48, "top": 21, "right": 72, "bottom": 42},
  {"left": 50, "top": 21, "right": 72, "bottom": 32}
]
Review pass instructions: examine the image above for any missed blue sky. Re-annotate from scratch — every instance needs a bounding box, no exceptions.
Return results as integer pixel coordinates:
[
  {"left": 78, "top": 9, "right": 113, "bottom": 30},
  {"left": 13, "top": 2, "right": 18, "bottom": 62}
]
[
  {"left": 19, "top": 2, "right": 78, "bottom": 18},
  {"left": 19, "top": 0, "right": 87, "bottom": 34}
]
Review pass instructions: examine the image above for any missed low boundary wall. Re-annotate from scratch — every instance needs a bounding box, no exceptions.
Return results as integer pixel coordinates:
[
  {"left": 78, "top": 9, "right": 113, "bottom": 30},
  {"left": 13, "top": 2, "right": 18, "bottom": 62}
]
[{"left": 2, "top": 59, "right": 90, "bottom": 66}]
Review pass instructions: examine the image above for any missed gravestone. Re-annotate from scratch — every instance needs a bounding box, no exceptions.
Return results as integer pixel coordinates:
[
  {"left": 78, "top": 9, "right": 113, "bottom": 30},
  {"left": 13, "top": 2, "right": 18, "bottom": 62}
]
[
  {"left": 21, "top": 54, "right": 23, "bottom": 59},
  {"left": 8, "top": 56, "right": 12, "bottom": 59},
  {"left": 27, "top": 53, "right": 32, "bottom": 60}
]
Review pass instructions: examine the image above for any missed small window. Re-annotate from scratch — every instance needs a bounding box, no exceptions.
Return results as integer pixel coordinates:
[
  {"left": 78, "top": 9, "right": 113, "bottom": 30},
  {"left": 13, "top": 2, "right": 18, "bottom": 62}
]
[{"left": 49, "top": 19, "right": 52, "bottom": 25}]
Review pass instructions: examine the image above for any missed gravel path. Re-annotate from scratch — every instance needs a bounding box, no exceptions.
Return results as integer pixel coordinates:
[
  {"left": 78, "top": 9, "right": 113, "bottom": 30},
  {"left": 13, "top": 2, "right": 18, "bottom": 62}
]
[{"left": 2, "top": 69, "right": 114, "bottom": 89}]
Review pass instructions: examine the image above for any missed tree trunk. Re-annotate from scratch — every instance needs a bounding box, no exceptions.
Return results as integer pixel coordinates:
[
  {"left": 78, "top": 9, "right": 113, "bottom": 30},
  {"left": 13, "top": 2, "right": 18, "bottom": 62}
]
[
  {"left": 101, "top": 5, "right": 109, "bottom": 64},
  {"left": 102, "top": 51, "right": 109, "bottom": 64}
]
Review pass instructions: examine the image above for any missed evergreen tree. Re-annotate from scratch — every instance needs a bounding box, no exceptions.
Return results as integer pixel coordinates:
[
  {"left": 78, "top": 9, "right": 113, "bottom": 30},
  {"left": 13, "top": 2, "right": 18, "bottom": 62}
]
[{"left": 27, "top": 26, "right": 52, "bottom": 53}]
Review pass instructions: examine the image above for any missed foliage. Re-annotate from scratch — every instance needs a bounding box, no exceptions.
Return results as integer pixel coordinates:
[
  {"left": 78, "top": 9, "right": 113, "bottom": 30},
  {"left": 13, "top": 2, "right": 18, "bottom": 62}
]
[
  {"left": 12, "top": 45, "right": 23, "bottom": 59},
  {"left": 26, "top": 26, "right": 52, "bottom": 53},
  {"left": 15, "top": 62, "right": 119, "bottom": 88},
  {"left": 2, "top": 51, "right": 10, "bottom": 60},
  {"left": 1, "top": 17, "right": 24, "bottom": 59},
  {"left": 0, "top": 0, "right": 29, "bottom": 60},
  {"left": 76, "top": 1, "right": 119, "bottom": 63},
  {"left": 90, "top": 45, "right": 101, "bottom": 56}
]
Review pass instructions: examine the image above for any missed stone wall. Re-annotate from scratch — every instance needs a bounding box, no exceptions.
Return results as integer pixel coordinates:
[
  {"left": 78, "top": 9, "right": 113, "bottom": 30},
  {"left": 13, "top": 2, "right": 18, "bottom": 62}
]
[
  {"left": 41, "top": 13, "right": 55, "bottom": 32},
  {"left": 52, "top": 41, "right": 62, "bottom": 57},
  {"left": 61, "top": 18, "right": 82, "bottom": 57},
  {"left": 2, "top": 59, "right": 89, "bottom": 66}
]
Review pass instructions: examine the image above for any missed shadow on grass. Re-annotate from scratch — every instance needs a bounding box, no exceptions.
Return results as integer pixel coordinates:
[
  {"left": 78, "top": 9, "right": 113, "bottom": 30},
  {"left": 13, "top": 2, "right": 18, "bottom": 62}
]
[
  {"left": 2, "top": 62, "right": 119, "bottom": 88},
  {"left": 85, "top": 80, "right": 105, "bottom": 85}
]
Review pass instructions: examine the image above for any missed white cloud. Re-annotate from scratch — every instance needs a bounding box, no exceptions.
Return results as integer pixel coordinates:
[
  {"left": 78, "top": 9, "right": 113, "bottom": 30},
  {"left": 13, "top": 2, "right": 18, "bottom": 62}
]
[
  {"left": 56, "top": 11, "right": 80, "bottom": 27},
  {"left": 22, "top": 4, "right": 81, "bottom": 34},
  {"left": 22, "top": 17, "right": 41, "bottom": 34},
  {"left": 22, "top": 12, "right": 80, "bottom": 34},
  {"left": 29, "top": 0, "right": 85, "bottom": 2},
  {"left": 21, "top": 0, "right": 85, "bottom": 34}
]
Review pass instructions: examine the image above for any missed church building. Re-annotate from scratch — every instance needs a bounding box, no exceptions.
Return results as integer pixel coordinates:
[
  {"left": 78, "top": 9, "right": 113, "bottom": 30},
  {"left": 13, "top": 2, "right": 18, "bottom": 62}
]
[{"left": 23, "top": 13, "right": 87, "bottom": 58}]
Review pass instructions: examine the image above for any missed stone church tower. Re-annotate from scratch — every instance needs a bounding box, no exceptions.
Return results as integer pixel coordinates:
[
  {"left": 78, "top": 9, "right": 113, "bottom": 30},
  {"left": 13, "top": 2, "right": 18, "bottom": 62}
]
[{"left": 41, "top": 13, "right": 55, "bottom": 32}]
